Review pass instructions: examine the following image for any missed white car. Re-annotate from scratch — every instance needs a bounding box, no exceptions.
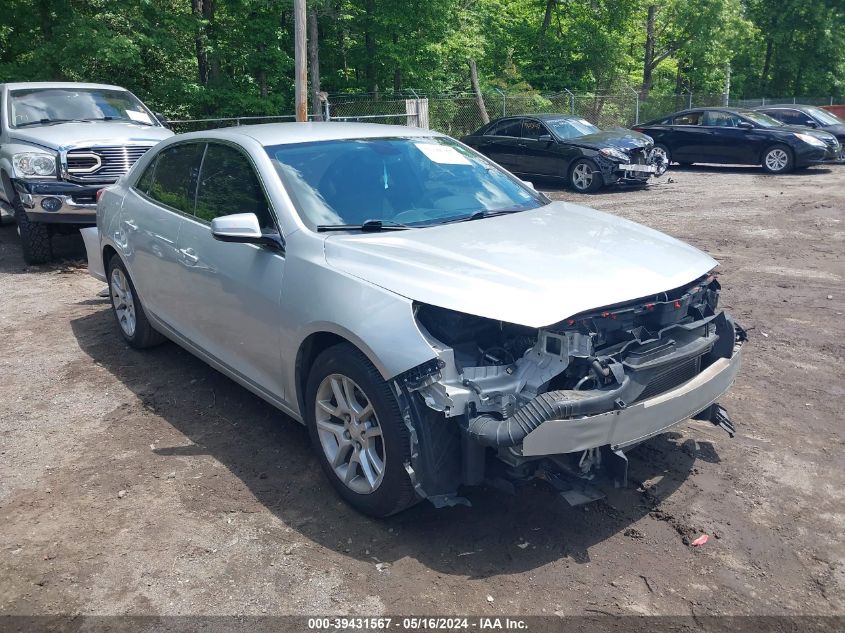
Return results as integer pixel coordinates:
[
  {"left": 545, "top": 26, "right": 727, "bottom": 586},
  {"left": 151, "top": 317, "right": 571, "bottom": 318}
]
[{"left": 86, "top": 123, "right": 744, "bottom": 516}]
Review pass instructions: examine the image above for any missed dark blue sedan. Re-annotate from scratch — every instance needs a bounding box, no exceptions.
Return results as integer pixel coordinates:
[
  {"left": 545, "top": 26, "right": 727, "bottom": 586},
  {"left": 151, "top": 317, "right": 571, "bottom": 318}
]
[{"left": 633, "top": 107, "right": 842, "bottom": 173}]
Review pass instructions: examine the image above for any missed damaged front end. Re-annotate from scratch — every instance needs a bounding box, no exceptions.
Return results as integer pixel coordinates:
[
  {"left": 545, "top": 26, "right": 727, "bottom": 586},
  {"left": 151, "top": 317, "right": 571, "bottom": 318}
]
[
  {"left": 397, "top": 274, "right": 745, "bottom": 504},
  {"left": 594, "top": 145, "right": 668, "bottom": 184}
]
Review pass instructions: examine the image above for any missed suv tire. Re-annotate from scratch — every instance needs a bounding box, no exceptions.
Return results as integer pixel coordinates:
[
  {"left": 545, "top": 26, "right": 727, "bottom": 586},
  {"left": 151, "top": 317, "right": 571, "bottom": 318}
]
[{"left": 13, "top": 196, "right": 52, "bottom": 264}]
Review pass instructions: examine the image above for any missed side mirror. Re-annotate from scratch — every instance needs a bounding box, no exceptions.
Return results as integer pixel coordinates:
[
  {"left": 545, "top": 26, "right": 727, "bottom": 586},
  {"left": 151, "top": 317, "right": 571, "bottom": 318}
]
[
  {"left": 211, "top": 213, "right": 284, "bottom": 251},
  {"left": 154, "top": 112, "right": 172, "bottom": 130},
  {"left": 805, "top": 120, "right": 818, "bottom": 128},
  {"left": 537, "top": 134, "right": 553, "bottom": 143},
  {"left": 737, "top": 121, "right": 754, "bottom": 130}
]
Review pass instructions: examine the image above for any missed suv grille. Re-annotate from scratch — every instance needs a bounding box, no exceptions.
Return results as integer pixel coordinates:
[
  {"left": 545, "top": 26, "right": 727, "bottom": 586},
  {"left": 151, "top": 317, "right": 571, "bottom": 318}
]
[{"left": 65, "top": 146, "right": 152, "bottom": 183}]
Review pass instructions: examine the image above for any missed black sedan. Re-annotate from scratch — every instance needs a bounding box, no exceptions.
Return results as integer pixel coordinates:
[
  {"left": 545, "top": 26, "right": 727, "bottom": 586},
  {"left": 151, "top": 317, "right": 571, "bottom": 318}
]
[
  {"left": 754, "top": 104, "right": 845, "bottom": 143},
  {"left": 633, "top": 107, "right": 841, "bottom": 173},
  {"left": 461, "top": 115, "right": 666, "bottom": 193}
]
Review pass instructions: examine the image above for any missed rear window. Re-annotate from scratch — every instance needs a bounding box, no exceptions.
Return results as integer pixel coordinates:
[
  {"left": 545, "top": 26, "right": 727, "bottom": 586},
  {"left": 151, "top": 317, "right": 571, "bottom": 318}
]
[
  {"left": 145, "top": 143, "right": 204, "bottom": 214},
  {"left": 673, "top": 112, "right": 702, "bottom": 125},
  {"left": 487, "top": 119, "right": 522, "bottom": 137}
]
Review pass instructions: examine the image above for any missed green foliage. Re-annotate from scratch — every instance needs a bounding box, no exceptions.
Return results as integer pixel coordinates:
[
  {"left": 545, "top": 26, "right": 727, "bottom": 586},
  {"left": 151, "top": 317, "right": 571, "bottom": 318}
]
[{"left": 0, "top": 0, "right": 842, "bottom": 119}]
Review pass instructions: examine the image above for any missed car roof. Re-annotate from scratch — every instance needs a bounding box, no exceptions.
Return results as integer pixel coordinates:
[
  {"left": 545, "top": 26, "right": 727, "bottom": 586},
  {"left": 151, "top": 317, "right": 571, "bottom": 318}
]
[
  {"left": 491, "top": 114, "right": 582, "bottom": 122},
  {"left": 754, "top": 104, "right": 815, "bottom": 110},
  {"left": 171, "top": 122, "right": 444, "bottom": 146},
  {"left": 2, "top": 81, "right": 129, "bottom": 92}
]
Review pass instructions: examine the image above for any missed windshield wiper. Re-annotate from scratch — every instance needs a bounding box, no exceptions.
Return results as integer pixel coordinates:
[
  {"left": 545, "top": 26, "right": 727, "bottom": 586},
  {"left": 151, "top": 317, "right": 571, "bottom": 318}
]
[
  {"left": 15, "top": 118, "right": 91, "bottom": 127},
  {"left": 79, "top": 116, "right": 154, "bottom": 126},
  {"left": 441, "top": 208, "right": 526, "bottom": 225},
  {"left": 316, "top": 219, "right": 411, "bottom": 232}
]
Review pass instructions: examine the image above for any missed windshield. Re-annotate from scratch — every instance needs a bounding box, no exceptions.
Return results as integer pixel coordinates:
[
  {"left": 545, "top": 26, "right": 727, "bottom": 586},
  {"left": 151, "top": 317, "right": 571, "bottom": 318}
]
[
  {"left": 805, "top": 106, "right": 844, "bottom": 126},
  {"left": 265, "top": 136, "right": 546, "bottom": 229},
  {"left": 545, "top": 117, "right": 600, "bottom": 139},
  {"left": 9, "top": 88, "right": 158, "bottom": 128},
  {"left": 740, "top": 111, "right": 784, "bottom": 128}
]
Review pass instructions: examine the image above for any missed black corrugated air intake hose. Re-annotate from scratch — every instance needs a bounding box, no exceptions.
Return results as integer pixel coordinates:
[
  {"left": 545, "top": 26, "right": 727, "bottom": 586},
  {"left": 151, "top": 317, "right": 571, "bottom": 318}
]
[{"left": 463, "top": 376, "right": 633, "bottom": 447}]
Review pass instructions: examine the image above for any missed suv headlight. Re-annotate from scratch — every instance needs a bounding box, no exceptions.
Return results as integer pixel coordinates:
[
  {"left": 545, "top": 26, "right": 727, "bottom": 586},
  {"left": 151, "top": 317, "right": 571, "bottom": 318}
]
[
  {"left": 793, "top": 133, "right": 826, "bottom": 148},
  {"left": 599, "top": 147, "right": 629, "bottom": 162},
  {"left": 13, "top": 152, "right": 58, "bottom": 178}
]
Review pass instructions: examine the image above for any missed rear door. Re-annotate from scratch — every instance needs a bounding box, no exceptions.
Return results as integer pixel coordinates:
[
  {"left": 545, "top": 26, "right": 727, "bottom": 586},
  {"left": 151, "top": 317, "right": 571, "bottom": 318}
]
[
  {"left": 121, "top": 142, "right": 203, "bottom": 327},
  {"left": 471, "top": 118, "right": 524, "bottom": 171},
  {"left": 667, "top": 111, "right": 709, "bottom": 162},
  {"left": 172, "top": 141, "right": 287, "bottom": 398}
]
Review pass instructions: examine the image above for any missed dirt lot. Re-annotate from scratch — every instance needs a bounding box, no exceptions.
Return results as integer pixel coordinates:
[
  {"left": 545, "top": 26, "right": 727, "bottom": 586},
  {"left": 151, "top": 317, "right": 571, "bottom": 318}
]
[{"left": 1, "top": 164, "right": 844, "bottom": 621}]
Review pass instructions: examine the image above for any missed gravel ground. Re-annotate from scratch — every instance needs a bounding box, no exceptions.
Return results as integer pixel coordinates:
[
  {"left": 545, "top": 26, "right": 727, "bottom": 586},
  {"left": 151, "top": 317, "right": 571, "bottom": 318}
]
[{"left": 0, "top": 164, "right": 843, "bottom": 620}]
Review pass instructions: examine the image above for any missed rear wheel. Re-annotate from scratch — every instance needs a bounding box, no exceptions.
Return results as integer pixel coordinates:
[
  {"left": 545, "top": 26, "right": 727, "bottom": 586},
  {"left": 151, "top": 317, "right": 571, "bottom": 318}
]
[
  {"left": 305, "top": 343, "right": 417, "bottom": 517},
  {"left": 13, "top": 196, "right": 52, "bottom": 264},
  {"left": 569, "top": 158, "right": 603, "bottom": 193},
  {"left": 107, "top": 256, "right": 166, "bottom": 348},
  {"left": 762, "top": 145, "right": 794, "bottom": 174}
]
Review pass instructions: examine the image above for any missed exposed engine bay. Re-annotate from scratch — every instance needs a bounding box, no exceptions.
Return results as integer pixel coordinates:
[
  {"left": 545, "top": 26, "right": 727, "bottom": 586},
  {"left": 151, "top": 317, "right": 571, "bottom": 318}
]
[{"left": 409, "top": 274, "right": 743, "bottom": 461}]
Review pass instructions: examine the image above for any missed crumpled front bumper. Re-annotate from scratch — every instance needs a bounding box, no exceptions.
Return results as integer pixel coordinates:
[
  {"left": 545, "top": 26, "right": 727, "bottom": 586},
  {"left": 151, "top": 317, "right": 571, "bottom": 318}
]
[
  {"left": 14, "top": 179, "right": 99, "bottom": 224},
  {"left": 521, "top": 346, "right": 742, "bottom": 456}
]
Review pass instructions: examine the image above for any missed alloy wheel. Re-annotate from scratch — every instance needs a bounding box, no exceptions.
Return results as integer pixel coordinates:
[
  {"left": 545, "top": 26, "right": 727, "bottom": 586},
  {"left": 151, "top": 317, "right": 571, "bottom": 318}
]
[
  {"left": 765, "top": 148, "right": 789, "bottom": 172},
  {"left": 110, "top": 268, "right": 137, "bottom": 337},
  {"left": 572, "top": 163, "right": 594, "bottom": 190},
  {"left": 314, "top": 373, "right": 385, "bottom": 494}
]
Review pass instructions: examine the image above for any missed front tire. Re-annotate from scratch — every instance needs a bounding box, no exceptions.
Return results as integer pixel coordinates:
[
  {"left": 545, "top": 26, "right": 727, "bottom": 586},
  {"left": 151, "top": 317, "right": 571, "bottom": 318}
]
[
  {"left": 13, "top": 197, "right": 52, "bottom": 264},
  {"left": 305, "top": 343, "right": 417, "bottom": 517},
  {"left": 762, "top": 145, "right": 794, "bottom": 174},
  {"left": 652, "top": 144, "right": 671, "bottom": 175},
  {"left": 107, "top": 256, "right": 165, "bottom": 349},
  {"left": 569, "top": 158, "right": 603, "bottom": 193}
]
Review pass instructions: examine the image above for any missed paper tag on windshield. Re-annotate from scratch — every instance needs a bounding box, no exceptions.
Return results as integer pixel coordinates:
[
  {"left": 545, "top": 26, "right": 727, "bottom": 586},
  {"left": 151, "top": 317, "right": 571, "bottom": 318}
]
[
  {"left": 126, "top": 110, "right": 153, "bottom": 124},
  {"left": 414, "top": 142, "right": 472, "bottom": 165}
]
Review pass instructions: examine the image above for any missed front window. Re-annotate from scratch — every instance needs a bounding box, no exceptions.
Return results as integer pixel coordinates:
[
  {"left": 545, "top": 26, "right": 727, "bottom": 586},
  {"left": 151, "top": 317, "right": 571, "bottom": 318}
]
[
  {"left": 545, "top": 118, "right": 600, "bottom": 139},
  {"left": 9, "top": 87, "right": 158, "bottom": 128},
  {"left": 739, "top": 111, "right": 784, "bottom": 128},
  {"left": 804, "top": 106, "right": 844, "bottom": 126},
  {"left": 265, "top": 136, "right": 546, "bottom": 229}
]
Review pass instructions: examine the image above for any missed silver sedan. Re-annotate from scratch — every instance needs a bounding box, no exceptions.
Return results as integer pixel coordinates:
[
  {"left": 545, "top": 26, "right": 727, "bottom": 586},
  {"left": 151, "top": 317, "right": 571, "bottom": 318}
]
[{"left": 86, "top": 123, "right": 744, "bottom": 516}]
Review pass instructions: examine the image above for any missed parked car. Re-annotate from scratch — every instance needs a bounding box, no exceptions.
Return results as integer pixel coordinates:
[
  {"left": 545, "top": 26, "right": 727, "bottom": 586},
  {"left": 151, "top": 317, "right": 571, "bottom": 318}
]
[
  {"left": 461, "top": 115, "right": 666, "bottom": 193},
  {"left": 87, "top": 123, "right": 744, "bottom": 517},
  {"left": 754, "top": 104, "right": 845, "bottom": 143},
  {"left": 633, "top": 107, "right": 841, "bottom": 173},
  {"left": 0, "top": 82, "right": 173, "bottom": 263}
]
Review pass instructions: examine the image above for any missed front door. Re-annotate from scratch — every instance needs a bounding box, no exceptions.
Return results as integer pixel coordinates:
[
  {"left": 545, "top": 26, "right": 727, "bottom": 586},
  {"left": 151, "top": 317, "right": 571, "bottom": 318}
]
[
  {"left": 517, "top": 119, "right": 566, "bottom": 177},
  {"left": 701, "top": 110, "right": 751, "bottom": 163},
  {"left": 173, "top": 142, "right": 287, "bottom": 398}
]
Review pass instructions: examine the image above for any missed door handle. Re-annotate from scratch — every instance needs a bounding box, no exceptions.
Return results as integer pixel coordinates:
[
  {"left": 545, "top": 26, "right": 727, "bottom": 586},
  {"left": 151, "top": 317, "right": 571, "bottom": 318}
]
[
  {"left": 178, "top": 247, "right": 199, "bottom": 265},
  {"left": 122, "top": 219, "right": 138, "bottom": 231}
]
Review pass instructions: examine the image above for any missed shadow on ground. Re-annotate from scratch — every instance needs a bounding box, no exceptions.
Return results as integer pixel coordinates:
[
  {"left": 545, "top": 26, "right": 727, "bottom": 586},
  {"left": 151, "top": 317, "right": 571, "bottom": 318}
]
[
  {"left": 0, "top": 222, "right": 87, "bottom": 274},
  {"left": 70, "top": 294, "right": 710, "bottom": 578}
]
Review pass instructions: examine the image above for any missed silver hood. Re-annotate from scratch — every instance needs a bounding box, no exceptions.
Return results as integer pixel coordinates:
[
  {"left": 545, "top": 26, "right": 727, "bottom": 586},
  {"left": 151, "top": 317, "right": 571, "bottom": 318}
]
[
  {"left": 9, "top": 121, "right": 173, "bottom": 151},
  {"left": 324, "top": 202, "right": 718, "bottom": 328}
]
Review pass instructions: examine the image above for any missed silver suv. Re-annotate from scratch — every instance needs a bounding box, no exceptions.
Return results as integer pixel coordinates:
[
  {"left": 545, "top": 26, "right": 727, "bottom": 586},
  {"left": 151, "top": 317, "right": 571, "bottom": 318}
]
[
  {"left": 87, "top": 123, "right": 744, "bottom": 517},
  {"left": 0, "top": 82, "right": 173, "bottom": 263}
]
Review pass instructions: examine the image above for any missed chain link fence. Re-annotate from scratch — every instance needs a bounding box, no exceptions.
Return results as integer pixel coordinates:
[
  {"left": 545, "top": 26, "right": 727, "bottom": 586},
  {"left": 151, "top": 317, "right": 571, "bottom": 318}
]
[{"left": 167, "top": 90, "right": 841, "bottom": 136}]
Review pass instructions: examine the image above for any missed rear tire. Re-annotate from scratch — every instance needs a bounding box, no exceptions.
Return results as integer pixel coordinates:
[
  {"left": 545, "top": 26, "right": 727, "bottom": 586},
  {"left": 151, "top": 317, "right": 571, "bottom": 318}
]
[
  {"left": 13, "top": 197, "right": 52, "bottom": 264},
  {"left": 305, "top": 343, "right": 418, "bottom": 517},
  {"left": 106, "top": 255, "right": 166, "bottom": 349},
  {"left": 761, "top": 144, "right": 794, "bottom": 174},
  {"left": 569, "top": 158, "right": 603, "bottom": 193}
]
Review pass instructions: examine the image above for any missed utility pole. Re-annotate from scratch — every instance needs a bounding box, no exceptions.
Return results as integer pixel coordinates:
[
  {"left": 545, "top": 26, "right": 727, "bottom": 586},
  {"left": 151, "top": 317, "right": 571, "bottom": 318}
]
[
  {"left": 724, "top": 62, "right": 731, "bottom": 107},
  {"left": 294, "top": 0, "right": 307, "bottom": 121}
]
